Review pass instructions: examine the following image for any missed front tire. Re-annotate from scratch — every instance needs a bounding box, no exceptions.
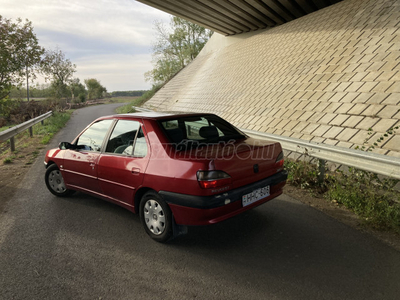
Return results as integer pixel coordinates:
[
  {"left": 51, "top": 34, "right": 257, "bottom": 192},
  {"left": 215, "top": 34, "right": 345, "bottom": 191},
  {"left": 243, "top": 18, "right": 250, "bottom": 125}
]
[
  {"left": 45, "top": 164, "right": 74, "bottom": 197},
  {"left": 140, "top": 191, "right": 173, "bottom": 242}
]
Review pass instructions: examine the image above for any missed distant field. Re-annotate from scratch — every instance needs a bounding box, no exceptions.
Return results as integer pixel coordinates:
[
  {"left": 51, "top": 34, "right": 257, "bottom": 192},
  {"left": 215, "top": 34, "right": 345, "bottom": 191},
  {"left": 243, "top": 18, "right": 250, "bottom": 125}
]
[
  {"left": 7, "top": 97, "right": 139, "bottom": 103},
  {"left": 8, "top": 97, "right": 47, "bottom": 101},
  {"left": 109, "top": 96, "right": 139, "bottom": 103}
]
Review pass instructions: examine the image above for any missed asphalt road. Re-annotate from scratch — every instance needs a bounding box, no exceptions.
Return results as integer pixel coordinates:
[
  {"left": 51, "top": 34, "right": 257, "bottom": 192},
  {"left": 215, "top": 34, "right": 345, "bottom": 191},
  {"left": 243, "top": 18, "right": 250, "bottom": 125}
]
[{"left": 1, "top": 103, "right": 400, "bottom": 300}]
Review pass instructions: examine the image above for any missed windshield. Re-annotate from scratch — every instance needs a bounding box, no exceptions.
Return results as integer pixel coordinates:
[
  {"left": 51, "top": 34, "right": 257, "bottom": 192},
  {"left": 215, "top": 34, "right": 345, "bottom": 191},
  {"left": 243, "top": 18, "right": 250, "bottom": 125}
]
[{"left": 159, "top": 114, "right": 246, "bottom": 147}]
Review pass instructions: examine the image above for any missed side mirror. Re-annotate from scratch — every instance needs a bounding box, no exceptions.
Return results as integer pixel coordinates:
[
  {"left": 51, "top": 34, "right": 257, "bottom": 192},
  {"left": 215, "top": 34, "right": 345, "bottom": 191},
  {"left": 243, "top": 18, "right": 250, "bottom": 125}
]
[{"left": 59, "top": 142, "right": 73, "bottom": 150}]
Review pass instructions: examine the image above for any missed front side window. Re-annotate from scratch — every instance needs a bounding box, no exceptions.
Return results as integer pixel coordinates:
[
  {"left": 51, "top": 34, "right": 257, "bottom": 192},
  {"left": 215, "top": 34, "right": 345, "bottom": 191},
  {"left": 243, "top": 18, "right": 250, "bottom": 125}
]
[
  {"left": 105, "top": 120, "right": 140, "bottom": 155},
  {"left": 76, "top": 119, "right": 114, "bottom": 152},
  {"left": 105, "top": 120, "right": 148, "bottom": 157}
]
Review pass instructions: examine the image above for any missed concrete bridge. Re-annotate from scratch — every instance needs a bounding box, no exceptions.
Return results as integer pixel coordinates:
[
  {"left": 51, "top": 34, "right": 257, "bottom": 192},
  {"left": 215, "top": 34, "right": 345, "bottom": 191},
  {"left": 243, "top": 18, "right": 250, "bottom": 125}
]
[{"left": 139, "top": 0, "right": 400, "bottom": 158}]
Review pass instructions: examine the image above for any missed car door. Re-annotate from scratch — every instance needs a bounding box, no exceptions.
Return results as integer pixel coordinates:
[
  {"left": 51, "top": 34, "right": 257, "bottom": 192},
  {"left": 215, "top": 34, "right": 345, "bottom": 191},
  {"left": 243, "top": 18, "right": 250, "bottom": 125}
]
[
  {"left": 97, "top": 119, "right": 150, "bottom": 206},
  {"left": 62, "top": 119, "right": 114, "bottom": 194}
]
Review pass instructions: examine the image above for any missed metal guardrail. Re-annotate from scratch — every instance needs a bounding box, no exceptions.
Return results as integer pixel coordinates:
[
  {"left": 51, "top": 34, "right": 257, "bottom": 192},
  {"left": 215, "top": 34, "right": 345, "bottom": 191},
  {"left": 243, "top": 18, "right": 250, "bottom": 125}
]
[
  {"left": 242, "top": 128, "right": 400, "bottom": 180},
  {"left": 133, "top": 107, "right": 400, "bottom": 180},
  {"left": 0, "top": 111, "right": 53, "bottom": 151}
]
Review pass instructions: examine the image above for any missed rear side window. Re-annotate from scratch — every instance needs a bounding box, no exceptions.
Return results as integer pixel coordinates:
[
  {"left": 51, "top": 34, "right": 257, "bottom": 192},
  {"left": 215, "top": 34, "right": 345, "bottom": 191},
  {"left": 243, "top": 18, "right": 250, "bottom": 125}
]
[
  {"left": 133, "top": 127, "right": 148, "bottom": 157},
  {"left": 76, "top": 119, "right": 114, "bottom": 151}
]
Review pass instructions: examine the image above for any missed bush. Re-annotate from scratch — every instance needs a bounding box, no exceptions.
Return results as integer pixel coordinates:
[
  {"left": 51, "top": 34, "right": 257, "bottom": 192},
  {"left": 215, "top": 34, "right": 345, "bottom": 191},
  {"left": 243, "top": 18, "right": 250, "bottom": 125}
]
[
  {"left": 284, "top": 126, "right": 400, "bottom": 233},
  {"left": 326, "top": 168, "right": 400, "bottom": 232},
  {"left": 285, "top": 159, "right": 320, "bottom": 189},
  {"left": 78, "top": 93, "right": 86, "bottom": 102},
  {"left": 0, "top": 97, "right": 19, "bottom": 120}
]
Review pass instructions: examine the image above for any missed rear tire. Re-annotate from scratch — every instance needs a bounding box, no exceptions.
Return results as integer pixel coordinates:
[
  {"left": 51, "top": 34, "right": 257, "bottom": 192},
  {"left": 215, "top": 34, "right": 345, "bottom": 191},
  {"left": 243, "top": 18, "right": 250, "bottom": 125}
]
[
  {"left": 45, "top": 164, "right": 74, "bottom": 197},
  {"left": 140, "top": 191, "right": 173, "bottom": 242}
]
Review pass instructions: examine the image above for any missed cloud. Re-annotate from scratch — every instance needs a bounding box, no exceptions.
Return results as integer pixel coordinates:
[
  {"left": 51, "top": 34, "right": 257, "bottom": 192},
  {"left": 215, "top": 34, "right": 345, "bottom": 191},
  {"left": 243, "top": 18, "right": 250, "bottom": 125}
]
[
  {"left": 0, "top": 0, "right": 172, "bottom": 91},
  {"left": 75, "top": 53, "right": 153, "bottom": 91},
  {"left": 35, "top": 28, "right": 150, "bottom": 59}
]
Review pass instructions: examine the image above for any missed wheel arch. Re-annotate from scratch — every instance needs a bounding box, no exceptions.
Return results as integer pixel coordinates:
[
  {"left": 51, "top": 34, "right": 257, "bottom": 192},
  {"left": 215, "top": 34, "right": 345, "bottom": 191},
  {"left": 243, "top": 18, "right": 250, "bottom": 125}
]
[
  {"left": 45, "top": 160, "right": 56, "bottom": 169},
  {"left": 134, "top": 187, "right": 156, "bottom": 214}
]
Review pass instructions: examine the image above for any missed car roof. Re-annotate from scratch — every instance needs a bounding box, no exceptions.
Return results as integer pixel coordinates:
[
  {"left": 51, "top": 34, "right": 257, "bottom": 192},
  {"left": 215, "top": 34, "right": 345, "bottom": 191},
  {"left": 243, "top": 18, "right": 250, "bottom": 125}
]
[{"left": 99, "top": 111, "right": 215, "bottom": 121}]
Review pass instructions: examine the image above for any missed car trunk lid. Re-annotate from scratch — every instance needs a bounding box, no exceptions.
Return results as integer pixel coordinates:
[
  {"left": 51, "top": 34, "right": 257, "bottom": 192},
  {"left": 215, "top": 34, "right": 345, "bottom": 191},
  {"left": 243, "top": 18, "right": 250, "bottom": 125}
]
[{"left": 183, "top": 137, "right": 283, "bottom": 190}]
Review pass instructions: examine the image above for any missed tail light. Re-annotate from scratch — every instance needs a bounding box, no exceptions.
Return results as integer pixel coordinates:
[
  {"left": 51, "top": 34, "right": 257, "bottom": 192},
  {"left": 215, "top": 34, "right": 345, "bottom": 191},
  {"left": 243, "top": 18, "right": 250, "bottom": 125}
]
[
  {"left": 275, "top": 151, "right": 284, "bottom": 170},
  {"left": 197, "top": 170, "right": 231, "bottom": 189}
]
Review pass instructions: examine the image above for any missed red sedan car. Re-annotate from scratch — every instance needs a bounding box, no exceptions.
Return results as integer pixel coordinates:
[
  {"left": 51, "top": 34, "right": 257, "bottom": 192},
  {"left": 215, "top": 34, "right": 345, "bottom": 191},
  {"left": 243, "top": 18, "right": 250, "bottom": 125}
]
[{"left": 44, "top": 112, "right": 287, "bottom": 242}]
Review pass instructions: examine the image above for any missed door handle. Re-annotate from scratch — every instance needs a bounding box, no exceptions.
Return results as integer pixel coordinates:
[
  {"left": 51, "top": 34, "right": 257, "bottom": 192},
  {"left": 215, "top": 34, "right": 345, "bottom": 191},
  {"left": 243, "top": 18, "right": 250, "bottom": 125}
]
[
  {"left": 89, "top": 163, "right": 95, "bottom": 170},
  {"left": 132, "top": 167, "right": 140, "bottom": 175}
]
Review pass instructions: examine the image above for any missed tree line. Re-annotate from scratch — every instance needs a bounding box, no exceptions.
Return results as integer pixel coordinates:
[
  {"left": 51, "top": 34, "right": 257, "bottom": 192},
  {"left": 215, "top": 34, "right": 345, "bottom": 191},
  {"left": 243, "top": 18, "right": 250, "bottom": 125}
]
[
  {"left": 1, "top": 13, "right": 213, "bottom": 119},
  {"left": 0, "top": 16, "right": 107, "bottom": 106},
  {"left": 9, "top": 79, "right": 108, "bottom": 101},
  {"left": 145, "top": 16, "right": 212, "bottom": 87},
  {"left": 110, "top": 90, "right": 146, "bottom": 97}
]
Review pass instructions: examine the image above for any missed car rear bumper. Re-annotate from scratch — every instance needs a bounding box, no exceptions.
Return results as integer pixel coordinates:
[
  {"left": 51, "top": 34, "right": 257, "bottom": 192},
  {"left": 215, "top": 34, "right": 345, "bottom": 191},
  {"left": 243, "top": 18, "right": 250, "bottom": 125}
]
[{"left": 160, "top": 170, "right": 287, "bottom": 226}]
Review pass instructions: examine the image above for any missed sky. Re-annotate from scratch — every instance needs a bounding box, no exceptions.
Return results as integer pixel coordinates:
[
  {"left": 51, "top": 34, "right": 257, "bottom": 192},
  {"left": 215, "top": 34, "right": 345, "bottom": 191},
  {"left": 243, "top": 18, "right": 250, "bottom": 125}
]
[{"left": 0, "top": 0, "right": 172, "bottom": 92}]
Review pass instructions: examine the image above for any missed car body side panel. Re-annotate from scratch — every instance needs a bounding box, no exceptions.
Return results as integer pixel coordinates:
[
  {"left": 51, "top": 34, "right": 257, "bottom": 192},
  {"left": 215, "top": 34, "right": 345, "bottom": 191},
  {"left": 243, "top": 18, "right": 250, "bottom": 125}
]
[
  {"left": 62, "top": 150, "right": 102, "bottom": 193},
  {"left": 142, "top": 159, "right": 208, "bottom": 194},
  {"left": 97, "top": 154, "right": 148, "bottom": 205},
  {"left": 140, "top": 119, "right": 209, "bottom": 195},
  {"left": 44, "top": 148, "right": 64, "bottom": 166}
]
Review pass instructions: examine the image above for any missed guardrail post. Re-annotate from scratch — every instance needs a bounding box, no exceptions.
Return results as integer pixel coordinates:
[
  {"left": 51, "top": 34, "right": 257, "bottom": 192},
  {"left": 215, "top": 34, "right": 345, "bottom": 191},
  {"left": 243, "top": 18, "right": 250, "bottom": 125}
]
[
  {"left": 0, "top": 111, "right": 52, "bottom": 153},
  {"left": 10, "top": 137, "right": 15, "bottom": 152},
  {"left": 318, "top": 159, "right": 326, "bottom": 184}
]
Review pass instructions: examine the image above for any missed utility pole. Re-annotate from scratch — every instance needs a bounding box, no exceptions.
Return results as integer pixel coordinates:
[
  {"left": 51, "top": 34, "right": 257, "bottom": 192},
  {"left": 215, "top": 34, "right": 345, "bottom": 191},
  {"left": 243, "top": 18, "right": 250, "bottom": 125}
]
[{"left": 26, "top": 65, "right": 30, "bottom": 101}]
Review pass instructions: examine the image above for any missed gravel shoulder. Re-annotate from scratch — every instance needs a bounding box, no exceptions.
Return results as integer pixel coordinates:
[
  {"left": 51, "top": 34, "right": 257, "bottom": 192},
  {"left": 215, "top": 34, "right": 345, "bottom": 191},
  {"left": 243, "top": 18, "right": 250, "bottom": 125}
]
[
  {"left": 284, "top": 185, "right": 400, "bottom": 252},
  {"left": 0, "top": 135, "right": 45, "bottom": 213}
]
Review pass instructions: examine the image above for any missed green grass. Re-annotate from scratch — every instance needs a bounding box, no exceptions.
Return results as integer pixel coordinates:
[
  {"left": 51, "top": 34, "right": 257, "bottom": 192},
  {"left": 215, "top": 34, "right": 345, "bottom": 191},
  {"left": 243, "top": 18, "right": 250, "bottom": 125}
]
[
  {"left": 26, "top": 150, "right": 40, "bottom": 165},
  {"left": 107, "top": 96, "right": 139, "bottom": 104},
  {"left": 285, "top": 126, "right": 400, "bottom": 233},
  {"left": 3, "top": 157, "right": 12, "bottom": 164},
  {"left": 32, "top": 110, "right": 73, "bottom": 145},
  {"left": 285, "top": 159, "right": 321, "bottom": 190},
  {"left": 116, "top": 86, "right": 161, "bottom": 114},
  {"left": 284, "top": 158, "right": 400, "bottom": 233},
  {"left": 326, "top": 168, "right": 400, "bottom": 232},
  {"left": 2, "top": 154, "right": 16, "bottom": 164},
  {"left": 1, "top": 111, "right": 72, "bottom": 165},
  {"left": 0, "top": 125, "right": 10, "bottom": 132}
]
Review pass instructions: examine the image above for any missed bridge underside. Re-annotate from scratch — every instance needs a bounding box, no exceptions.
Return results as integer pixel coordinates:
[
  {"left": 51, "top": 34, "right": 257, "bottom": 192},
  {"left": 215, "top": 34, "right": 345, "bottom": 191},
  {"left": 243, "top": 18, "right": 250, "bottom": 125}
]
[
  {"left": 143, "top": 0, "right": 400, "bottom": 158},
  {"left": 136, "top": 0, "right": 342, "bottom": 35}
]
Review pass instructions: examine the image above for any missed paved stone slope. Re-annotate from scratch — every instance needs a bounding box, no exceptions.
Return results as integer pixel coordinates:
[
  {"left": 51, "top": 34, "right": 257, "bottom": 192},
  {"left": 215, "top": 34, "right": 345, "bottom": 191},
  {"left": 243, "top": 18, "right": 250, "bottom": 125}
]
[{"left": 144, "top": 0, "right": 400, "bottom": 157}]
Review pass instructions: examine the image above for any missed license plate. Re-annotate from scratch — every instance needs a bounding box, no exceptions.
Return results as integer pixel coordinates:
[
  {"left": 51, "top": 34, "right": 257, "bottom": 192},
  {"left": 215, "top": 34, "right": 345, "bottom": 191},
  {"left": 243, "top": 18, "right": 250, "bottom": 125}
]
[{"left": 242, "top": 185, "right": 270, "bottom": 207}]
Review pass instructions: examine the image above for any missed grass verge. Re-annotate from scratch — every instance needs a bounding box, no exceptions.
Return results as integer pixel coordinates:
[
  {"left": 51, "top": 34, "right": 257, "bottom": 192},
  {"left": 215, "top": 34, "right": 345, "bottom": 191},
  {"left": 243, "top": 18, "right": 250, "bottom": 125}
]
[
  {"left": 1, "top": 110, "right": 73, "bottom": 158},
  {"left": 33, "top": 111, "right": 73, "bottom": 145},
  {"left": 116, "top": 85, "right": 161, "bottom": 114},
  {"left": 284, "top": 158, "right": 400, "bottom": 234}
]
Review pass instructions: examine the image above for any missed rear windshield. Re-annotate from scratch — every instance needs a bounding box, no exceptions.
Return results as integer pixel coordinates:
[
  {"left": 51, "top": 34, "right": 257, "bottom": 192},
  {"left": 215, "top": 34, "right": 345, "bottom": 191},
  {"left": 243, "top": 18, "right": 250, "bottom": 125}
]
[{"left": 159, "top": 115, "right": 245, "bottom": 147}]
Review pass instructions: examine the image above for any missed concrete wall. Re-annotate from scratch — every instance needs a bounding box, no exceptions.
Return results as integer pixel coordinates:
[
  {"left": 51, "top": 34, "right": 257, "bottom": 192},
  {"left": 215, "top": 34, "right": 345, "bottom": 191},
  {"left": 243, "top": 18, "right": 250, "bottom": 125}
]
[{"left": 144, "top": 0, "right": 400, "bottom": 157}]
